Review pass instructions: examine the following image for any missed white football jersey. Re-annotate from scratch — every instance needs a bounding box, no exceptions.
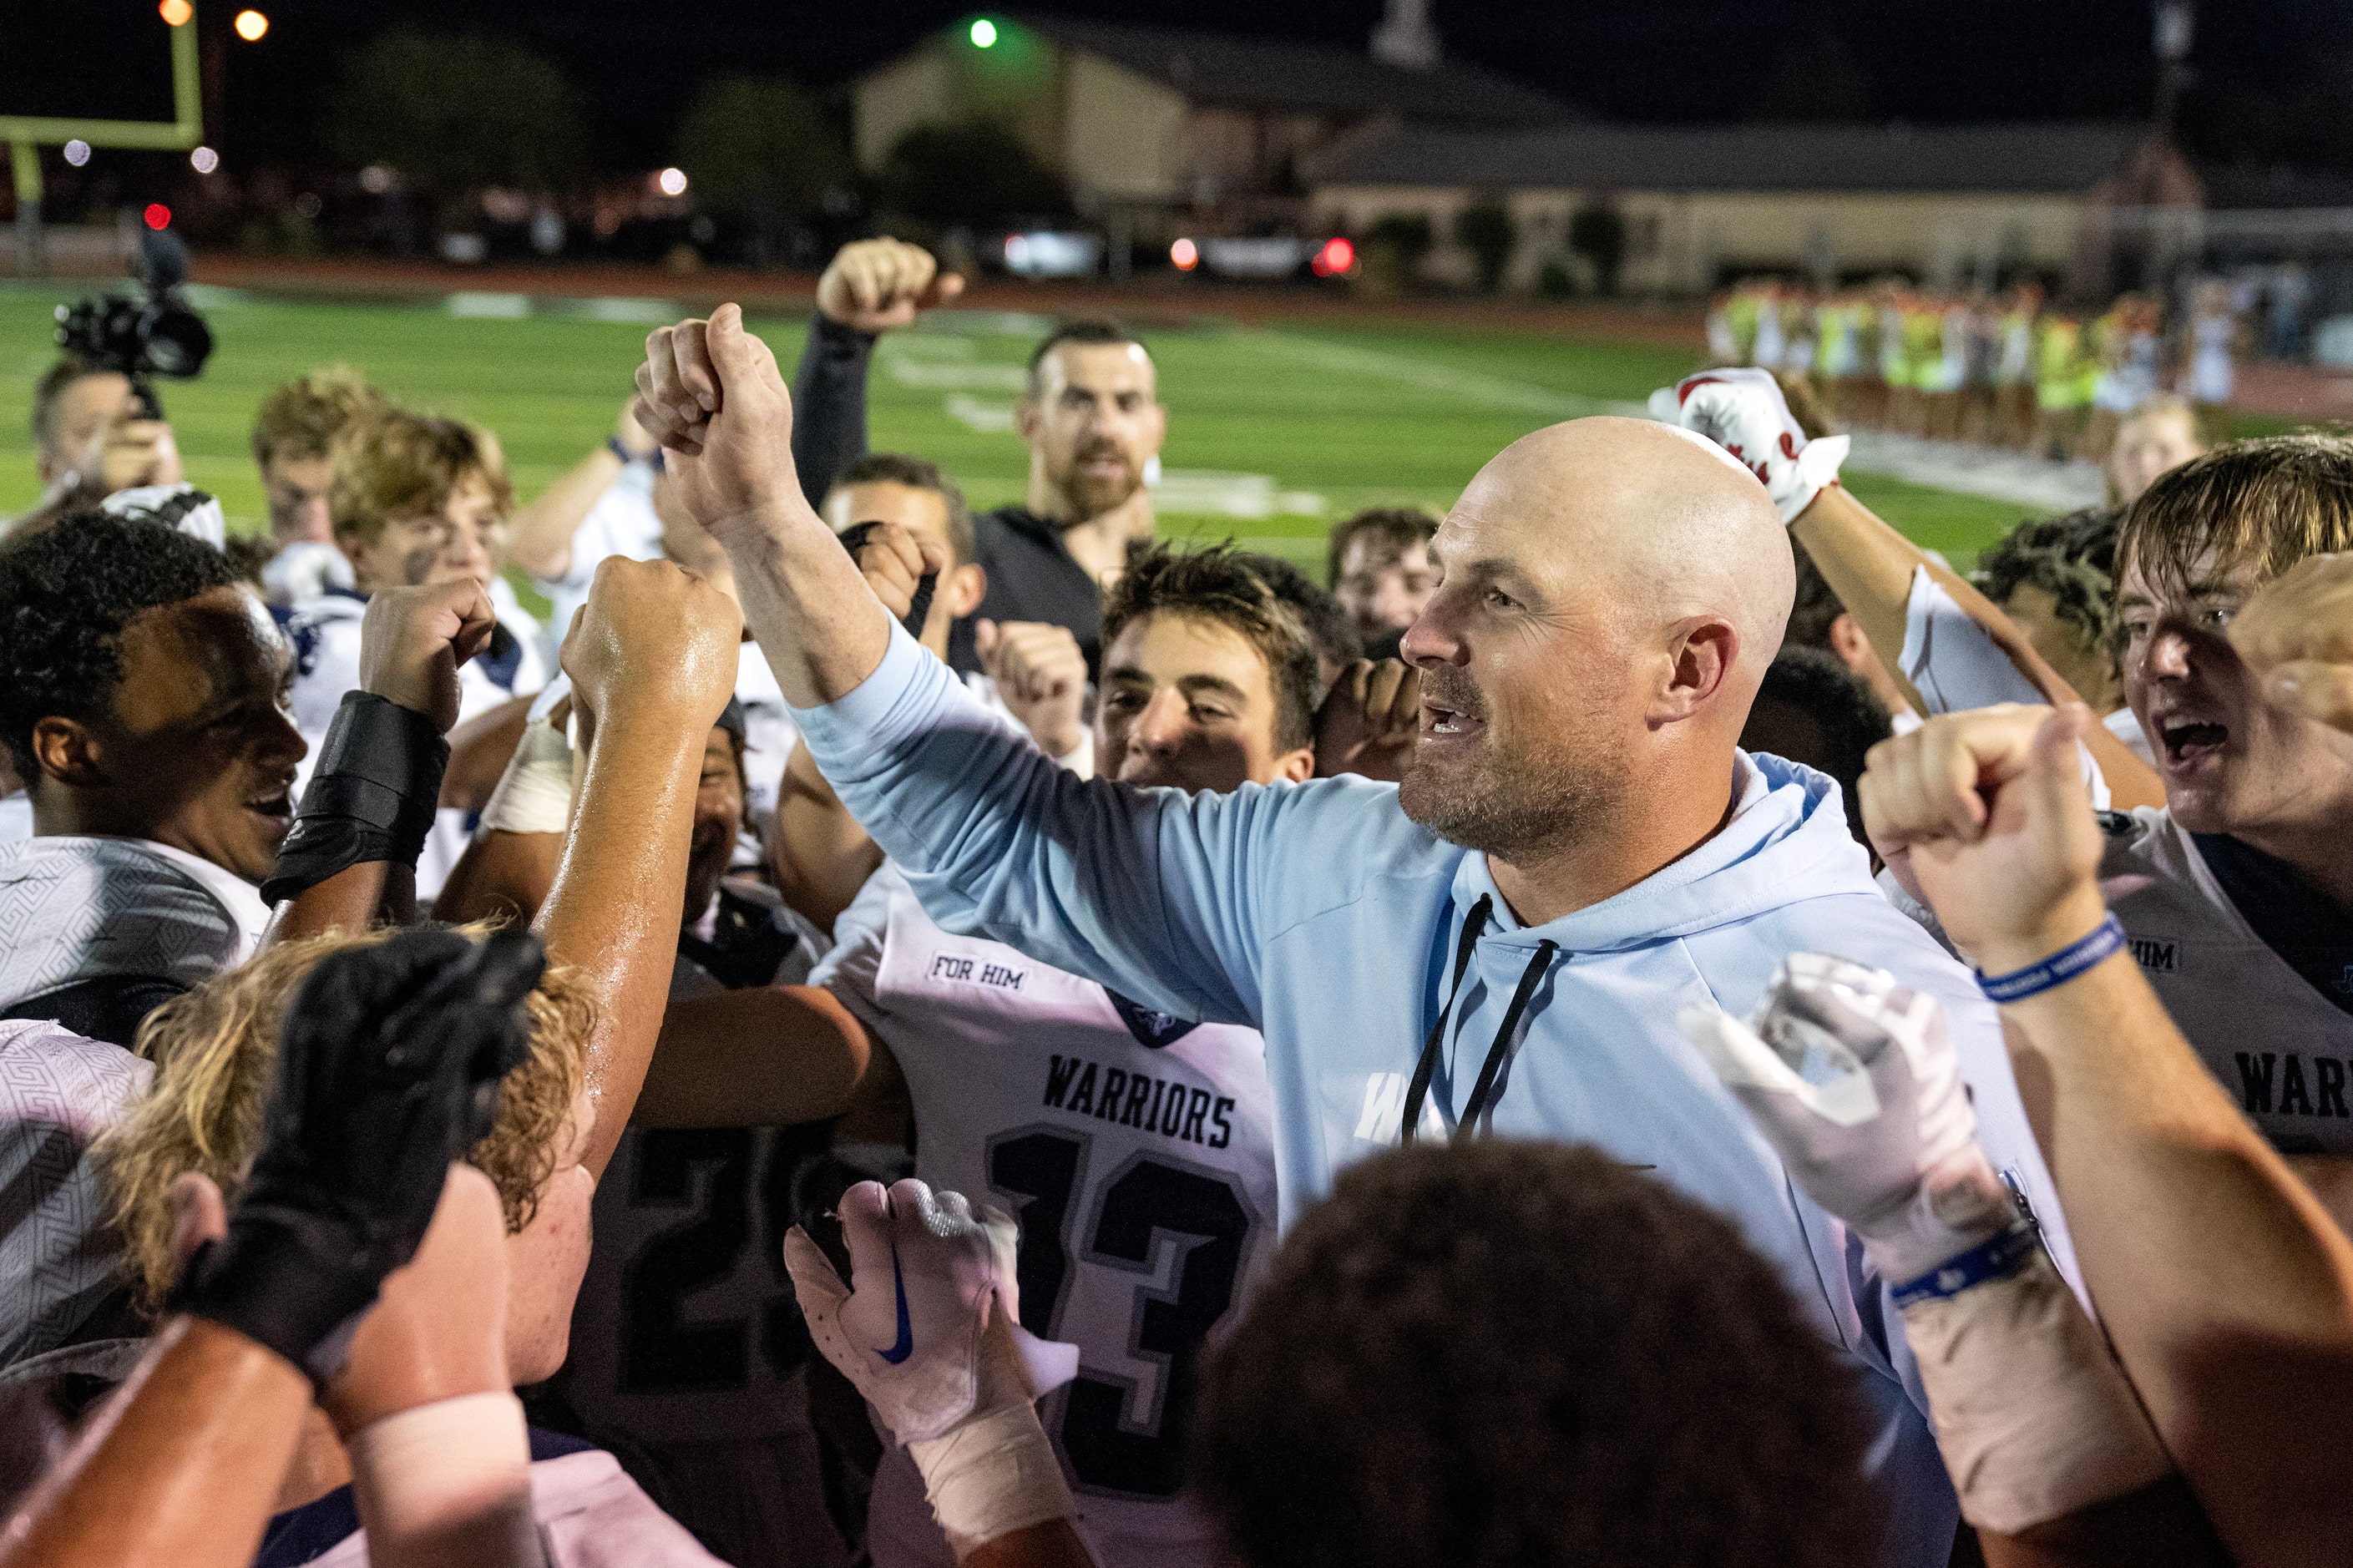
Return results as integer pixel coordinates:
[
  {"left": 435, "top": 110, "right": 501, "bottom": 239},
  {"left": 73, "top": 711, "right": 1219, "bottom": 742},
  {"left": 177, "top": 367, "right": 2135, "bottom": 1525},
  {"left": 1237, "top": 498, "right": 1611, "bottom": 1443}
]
[
  {"left": 1884, "top": 808, "right": 2353, "bottom": 1156},
  {"left": 2094, "top": 809, "right": 2353, "bottom": 1156},
  {"left": 814, "top": 865, "right": 1278, "bottom": 1568}
]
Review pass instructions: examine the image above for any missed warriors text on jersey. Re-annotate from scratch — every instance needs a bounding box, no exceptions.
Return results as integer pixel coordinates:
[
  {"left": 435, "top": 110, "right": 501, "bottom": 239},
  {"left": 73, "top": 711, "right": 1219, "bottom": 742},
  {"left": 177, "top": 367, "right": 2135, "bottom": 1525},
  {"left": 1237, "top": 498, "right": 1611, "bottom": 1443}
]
[{"left": 813, "top": 865, "right": 1278, "bottom": 1568}]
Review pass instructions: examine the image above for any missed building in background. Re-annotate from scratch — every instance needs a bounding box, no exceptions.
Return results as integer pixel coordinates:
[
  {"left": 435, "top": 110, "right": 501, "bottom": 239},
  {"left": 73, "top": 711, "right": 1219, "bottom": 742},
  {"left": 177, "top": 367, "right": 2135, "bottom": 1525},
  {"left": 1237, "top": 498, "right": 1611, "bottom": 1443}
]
[
  {"left": 850, "top": 5, "right": 1572, "bottom": 250},
  {"left": 1313, "top": 121, "right": 2204, "bottom": 297}
]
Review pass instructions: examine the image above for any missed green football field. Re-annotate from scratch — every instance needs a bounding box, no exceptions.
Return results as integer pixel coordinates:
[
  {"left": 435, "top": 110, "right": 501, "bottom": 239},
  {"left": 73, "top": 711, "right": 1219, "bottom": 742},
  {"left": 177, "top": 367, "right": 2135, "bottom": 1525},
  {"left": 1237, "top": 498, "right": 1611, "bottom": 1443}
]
[{"left": 0, "top": 281, "right": 2031, "bottom": 576}]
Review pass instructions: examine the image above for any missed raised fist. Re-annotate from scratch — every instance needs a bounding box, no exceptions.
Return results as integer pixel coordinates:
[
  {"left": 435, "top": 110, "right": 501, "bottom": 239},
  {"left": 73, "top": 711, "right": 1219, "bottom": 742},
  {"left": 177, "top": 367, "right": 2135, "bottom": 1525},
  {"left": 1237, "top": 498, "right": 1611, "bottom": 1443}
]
[
  {"left": 841, "top": 518, "right": 948, "bottom": 631},
  {"left": 1648, "top": 367, "right": 1848, "bottom": 523},
  {"left": 559, "top": 554, "right": 741, "bottom": 735},
  {"left": 782, "top": 1179, "right": 1077, "bottom": 1446},
  {"left": 1860, "top": 703, "right": 2108, "bottom": 973},
  {"left": 632, "top": 305, "right": 803, "bottom": 545},
  {"left": 2230, "top": 550, "right": 2353, "bottom": 734},
  {"left": 1314, "top": 658, "right": 1420, "bottom": 781},
  {"left": 976, "top": 620, "right": 1089, "bottom": 761},
  {"left": 817, "top": 238, "right": 966, "bottom": 334},
  {"left": 358, "top": 581, "right": 498, "bottom": 733}
]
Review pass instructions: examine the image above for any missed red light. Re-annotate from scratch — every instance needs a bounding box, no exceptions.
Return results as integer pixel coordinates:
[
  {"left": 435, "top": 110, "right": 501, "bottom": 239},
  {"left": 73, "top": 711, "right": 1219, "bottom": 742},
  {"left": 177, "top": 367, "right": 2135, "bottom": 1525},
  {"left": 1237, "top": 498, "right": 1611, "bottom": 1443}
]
[
  {"left": 1170, "top": 236, "right": 1198, "bottom": 271},
  {"left": 1312, "top": 236, "right": 1355, "bottom": 277},
  {"left": 144, "top": 204, "right": 172, "bottom": 230}
]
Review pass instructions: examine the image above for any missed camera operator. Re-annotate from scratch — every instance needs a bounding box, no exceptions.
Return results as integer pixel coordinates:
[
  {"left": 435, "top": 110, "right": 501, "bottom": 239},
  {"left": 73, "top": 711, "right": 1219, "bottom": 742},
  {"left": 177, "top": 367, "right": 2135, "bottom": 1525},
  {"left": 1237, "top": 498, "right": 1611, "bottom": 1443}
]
[
  {"left": 8, "top": 230, "right": 211, "bottom": 541},
  {"left": 13, "top": 359, "right": 185, "bottom": 533}
]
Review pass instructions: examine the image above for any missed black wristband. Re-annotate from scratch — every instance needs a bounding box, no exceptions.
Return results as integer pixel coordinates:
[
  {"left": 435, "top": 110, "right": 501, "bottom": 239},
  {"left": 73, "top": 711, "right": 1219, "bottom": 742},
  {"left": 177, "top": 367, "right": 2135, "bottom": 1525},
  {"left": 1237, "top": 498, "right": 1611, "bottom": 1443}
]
[
  {"left": 808, "top": 308, "right": 878, "bottom": 362},
  {"left": 261, "top": 693, "right": 449, "bottom": 905}
]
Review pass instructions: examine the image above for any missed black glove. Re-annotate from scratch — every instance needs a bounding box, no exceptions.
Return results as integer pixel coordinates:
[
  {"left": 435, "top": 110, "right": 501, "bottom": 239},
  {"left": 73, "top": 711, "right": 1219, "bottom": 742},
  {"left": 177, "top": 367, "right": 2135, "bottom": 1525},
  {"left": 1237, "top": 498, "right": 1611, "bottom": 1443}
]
[{"left": 167, "top": 928, "right": 546, "bottom": 1386}]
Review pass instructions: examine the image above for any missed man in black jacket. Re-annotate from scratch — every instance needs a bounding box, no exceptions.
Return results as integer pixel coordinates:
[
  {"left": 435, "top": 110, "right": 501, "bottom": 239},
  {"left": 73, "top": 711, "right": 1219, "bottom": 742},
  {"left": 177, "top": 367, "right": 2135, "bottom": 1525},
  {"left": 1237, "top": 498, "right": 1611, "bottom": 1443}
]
[{"left": 789, "top": 238, "right": 1166, "bottom": 676}]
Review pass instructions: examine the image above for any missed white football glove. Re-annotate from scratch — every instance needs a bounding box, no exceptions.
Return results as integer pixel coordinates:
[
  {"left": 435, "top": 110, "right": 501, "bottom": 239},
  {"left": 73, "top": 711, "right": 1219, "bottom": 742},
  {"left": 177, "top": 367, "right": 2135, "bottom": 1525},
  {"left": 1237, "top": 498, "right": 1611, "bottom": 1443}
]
[
  {"left": 782, "top": 1178, "right": 1077, "bottom": 1446},
  {"left": 1647, "top": 367, "right": 1849, "bottom": 524},
  {"left": 1679, "top": 953, "right": 2015, "bottom": 1283}
]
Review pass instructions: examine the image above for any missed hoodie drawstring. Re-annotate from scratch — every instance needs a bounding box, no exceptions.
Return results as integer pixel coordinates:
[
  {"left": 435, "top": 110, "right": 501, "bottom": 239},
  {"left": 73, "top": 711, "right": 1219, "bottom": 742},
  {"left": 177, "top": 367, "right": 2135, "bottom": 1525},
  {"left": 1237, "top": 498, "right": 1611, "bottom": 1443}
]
[
  {"left": 1402, "top": 902, "right": 1561, "bottom": 1145},
  {"left": 1401, "top": 896, "right": 1489, "bottom": 1145},
  {"left": 1456, "top": 939, "right": 1558, "bottom": 1139}
]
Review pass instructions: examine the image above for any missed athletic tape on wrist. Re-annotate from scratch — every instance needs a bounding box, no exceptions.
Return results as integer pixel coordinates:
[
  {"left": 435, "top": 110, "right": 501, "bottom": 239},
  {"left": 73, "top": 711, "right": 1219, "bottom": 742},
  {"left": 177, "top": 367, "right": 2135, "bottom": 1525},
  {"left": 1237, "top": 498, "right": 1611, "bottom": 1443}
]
[
  {"left": 261, "top": 693, "right": 448, "bottom": 905},
  {"left": 908, "top": 1403, "right": 1078, "bottom": 1560},
  {"left": 1900, "top": 1246, "right": 2173, "bottom": 1532},
  {"left": 1890, "top": 1222, "right": 2041, "bottom": 1309},
  {"left": 478, "top": 718, "right": 575, "bottom": 837},
  {"left": 346, "top": 1392, "right": 533, "bottom": 1541},
  {"left": 1973, "top": 915, "right": 2125, "bottom": 1004}
]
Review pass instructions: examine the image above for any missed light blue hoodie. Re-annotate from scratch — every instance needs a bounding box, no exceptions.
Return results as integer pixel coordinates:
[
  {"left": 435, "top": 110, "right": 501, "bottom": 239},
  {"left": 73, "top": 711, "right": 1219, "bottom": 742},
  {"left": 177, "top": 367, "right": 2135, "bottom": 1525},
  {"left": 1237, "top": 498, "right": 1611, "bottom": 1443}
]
[{"left": 800, "top": 623, "right": 2077, "bottom": 1568}]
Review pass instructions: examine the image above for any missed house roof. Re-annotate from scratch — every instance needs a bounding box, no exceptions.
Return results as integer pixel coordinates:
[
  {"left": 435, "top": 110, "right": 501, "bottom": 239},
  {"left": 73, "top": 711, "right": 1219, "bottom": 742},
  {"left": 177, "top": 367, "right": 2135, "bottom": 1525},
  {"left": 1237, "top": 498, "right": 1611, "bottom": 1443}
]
[
  {"left": 1318, "top": 121, "right": 2159, "bottom": 194},
  {"left": 1007, "top": 15, "right": 1575, "bottom": 126}
]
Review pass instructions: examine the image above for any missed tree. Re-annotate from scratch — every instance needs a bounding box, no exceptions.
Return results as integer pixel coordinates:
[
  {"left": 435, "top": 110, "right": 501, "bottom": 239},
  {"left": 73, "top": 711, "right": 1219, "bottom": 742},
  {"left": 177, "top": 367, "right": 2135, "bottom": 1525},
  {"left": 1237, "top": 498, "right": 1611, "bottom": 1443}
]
[
  {"left": 326, "top": 32, "right": 586, "bottom": 199},
  {"left": 1569, "top": 203, "right": 1629, "bottom": 297},
  {"left": 879, "top": 121, "right": 1068, "bottom": 230},
  {"left": 1360, "top": 212, "right": 1435, "bottom": 294},
  {"left": 1454, "top": 202, "right": 1517, "bottom": 293},
  {"left": 676, "top": 77, "right": 853, "bottom": 220}
]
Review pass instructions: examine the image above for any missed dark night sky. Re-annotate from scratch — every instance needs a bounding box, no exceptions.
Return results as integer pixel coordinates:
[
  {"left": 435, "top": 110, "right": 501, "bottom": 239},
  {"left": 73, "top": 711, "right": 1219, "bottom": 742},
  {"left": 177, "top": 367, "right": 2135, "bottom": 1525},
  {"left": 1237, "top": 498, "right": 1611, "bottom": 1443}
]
[{"left": 4, "top": 0, "right": 2346, "bottom": 173}]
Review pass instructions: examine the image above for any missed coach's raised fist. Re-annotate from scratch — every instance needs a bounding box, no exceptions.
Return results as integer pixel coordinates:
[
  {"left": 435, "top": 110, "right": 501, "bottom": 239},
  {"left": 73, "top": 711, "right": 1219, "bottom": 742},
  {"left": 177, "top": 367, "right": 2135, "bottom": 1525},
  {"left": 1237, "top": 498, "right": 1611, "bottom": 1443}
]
[
  {"left": 358, "top": 580, "right": 498, "bottom": 733},
  {"left": 634, "top": 304, "right": 802, "bottom": 541},
  {"left": 817, "top": 238, "right": 966, "bottom": 334},
  {"left": 2231, "top": 550, "right": 2353, "bottom": 734},
  {"left": 560, "top": 555, "right": 741, "bottom": 733}
]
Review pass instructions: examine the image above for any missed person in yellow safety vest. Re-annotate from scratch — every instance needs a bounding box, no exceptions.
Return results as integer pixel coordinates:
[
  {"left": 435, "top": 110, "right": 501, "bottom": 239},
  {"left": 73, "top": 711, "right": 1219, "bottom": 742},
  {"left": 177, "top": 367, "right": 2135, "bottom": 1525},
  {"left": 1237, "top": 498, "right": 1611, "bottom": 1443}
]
[
  {"left": 1898, "top": 291, "right": 1945, "bottom": 436},
  {"left": 1877, "top": 282, "right": 1915, "bottom": 433},
  {"left": 1725, "top": 282, "right": 1763, "bottom": 366},
  {"left": 2033, "top": 309, "right": 2088, "bottom": 461}
]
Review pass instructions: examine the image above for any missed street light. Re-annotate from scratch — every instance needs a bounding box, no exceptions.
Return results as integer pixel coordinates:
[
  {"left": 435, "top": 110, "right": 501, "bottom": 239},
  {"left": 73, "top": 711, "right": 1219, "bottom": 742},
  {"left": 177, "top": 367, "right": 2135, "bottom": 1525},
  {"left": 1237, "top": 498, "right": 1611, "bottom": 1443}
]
[
  {"left": 970, "top": 18, "right": 998, "bottom": 47},
  {"left": 190, "top": 145, "right": 219, "bottom": 174},
  {"left": 158, "top": 0, "right": 193, "bottom": 25},
  {"left": 656, "top": 167, "right": 688, "bottom": 197},
  {"left": 235, "top": 9, "right": 269, "bottom": 40}
]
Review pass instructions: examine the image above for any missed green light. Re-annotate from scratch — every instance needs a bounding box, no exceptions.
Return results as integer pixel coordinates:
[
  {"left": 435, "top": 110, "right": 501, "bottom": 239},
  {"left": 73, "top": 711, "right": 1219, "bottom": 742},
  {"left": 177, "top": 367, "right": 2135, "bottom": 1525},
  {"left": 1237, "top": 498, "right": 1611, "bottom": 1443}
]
[{"left": 969, "top": 18, "right": 997, "bottom": 46}]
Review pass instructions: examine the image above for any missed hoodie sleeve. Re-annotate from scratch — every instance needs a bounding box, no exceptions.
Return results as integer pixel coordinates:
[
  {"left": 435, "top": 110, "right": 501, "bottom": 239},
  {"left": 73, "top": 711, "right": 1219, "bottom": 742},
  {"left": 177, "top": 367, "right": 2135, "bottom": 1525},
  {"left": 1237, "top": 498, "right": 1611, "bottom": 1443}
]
[{"left": 793, "top": 622, "right": 1360, "bottom": 1029}]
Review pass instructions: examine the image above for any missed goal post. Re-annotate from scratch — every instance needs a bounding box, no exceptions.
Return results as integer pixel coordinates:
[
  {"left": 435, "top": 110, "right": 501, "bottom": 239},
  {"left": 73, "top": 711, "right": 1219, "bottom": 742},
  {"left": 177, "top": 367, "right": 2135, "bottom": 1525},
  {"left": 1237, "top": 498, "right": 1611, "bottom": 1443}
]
[{"left": 3, "top": 3, "right": 202, "bottom": 276}]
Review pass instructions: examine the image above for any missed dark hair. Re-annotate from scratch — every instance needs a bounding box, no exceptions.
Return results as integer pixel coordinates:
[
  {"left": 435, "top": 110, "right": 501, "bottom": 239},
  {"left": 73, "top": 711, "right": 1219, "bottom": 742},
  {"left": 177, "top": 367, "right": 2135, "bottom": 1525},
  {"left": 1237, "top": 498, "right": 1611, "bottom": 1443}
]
[
  {"left": 1743, "top": 645, "right": 1892, "bottom": 847},
  {"left": 832, "top": 451, "right": 976, "bottom": 568},
  {"left": 1192, "top": 1141, "right": 1882, "bottom": 1568},
  {"left": 1784, "top": 547, "right": 1848, "bottom": 650},
  {"left": 1324, "top": 506, "right": 1438, "bottom": 591},
  {"left": 1101, "top": 543, "right": 1318, "bottom": 754},
  {"left": 1026, "top": 318, "right": 1148, "bottom": 397},
  {"left": 2117, "top": 433, "right": 2353, "bottom": 599},
  {"left": 0, "top": 513, "right": 241, "bottom": 778},
  {"left": 32, "top": 357, "right": 107, "bottom": 460},
  {"left": 1237, "top": 550, "right": 1363, "bottom": 693},
  {"left": 1972, "top": 507, "right": 2117, "bottom": 654}
]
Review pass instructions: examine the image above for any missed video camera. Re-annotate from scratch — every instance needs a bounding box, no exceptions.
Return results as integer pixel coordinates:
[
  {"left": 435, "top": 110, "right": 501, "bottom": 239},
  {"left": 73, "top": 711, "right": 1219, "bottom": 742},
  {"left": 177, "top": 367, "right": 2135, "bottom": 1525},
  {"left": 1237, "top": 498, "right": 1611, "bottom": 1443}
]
[{"left": 53, "top": 227, "right": 214, "bottom": 420}]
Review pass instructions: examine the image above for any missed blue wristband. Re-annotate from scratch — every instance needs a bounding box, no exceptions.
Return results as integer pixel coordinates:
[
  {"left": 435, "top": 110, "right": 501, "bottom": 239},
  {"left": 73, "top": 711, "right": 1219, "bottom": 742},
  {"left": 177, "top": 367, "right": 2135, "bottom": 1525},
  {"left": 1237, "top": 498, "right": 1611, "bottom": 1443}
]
[
  {"left": 1973, "top": 913, "right": 2125, "bottom": 1003},
  {"left": 1890, "top": 1224, "right": 2041, "bottom": 1309},
  {"left": 607, "top": 437, "right": 662, "bottom": 473}
]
